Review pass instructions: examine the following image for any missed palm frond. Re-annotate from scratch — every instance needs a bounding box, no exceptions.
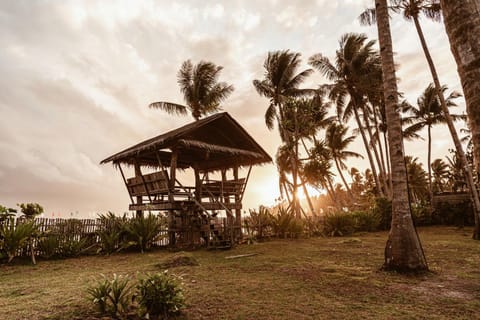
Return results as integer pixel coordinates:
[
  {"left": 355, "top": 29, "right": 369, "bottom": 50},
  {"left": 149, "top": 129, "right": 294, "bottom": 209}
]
[{"left": 148, "top": 101, "right": 188, "bottom": 116}]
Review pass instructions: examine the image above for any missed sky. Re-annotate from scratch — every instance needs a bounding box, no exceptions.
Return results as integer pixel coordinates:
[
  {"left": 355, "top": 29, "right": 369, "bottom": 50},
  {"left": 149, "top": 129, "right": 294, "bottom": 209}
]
[{"left": 0, "top": 0, "right": 467, "bottom": 218}]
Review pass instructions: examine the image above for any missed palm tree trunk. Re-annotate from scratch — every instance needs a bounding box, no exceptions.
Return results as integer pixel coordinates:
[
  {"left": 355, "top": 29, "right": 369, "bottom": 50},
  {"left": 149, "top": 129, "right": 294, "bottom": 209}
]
[
  {"left": 373, "top": 108, "right": 391, "bottom": 196},
  {"left": 414, "top": 12, "right": 480, "bottom": 239},
  {"left": 353, "top": 106, "right": 384, "bottom": 197},
  {"left": 334, "top": 157, "right": 354, "bottom": 198},
  {"left": 375, "top": 0, "right": 427, "bottom": 271},
  {"left": 363, "top": 107, "right": 389, "bottom": 195},
  {"left": 383, "top": 129, "right": 393, "bottom": 195},
  {"left": 427, "top": 125, "right": 434, "bottom": 207}
]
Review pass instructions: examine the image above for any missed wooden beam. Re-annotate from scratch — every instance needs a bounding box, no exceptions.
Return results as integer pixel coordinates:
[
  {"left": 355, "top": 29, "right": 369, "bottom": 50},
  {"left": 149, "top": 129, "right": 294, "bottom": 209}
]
[
  {"left": 117, "top": 164, "right": 134, "bottom": 205},
  {"left": 134, "top": 161, "right": 143, "bottom": 217}
]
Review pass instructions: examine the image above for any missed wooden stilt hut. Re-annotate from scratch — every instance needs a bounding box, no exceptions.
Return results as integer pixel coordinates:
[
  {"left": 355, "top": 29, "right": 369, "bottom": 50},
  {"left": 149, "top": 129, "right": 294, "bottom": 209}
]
[{"left": 101, "top": 112, "right": 272, "bottom": 248}]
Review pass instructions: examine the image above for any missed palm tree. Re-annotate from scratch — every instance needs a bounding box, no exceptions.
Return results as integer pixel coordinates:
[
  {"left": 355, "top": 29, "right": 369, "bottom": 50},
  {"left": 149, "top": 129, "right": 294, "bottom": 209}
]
[
  {"left": 253, "top": 50, "right": 313, "bottom": 218},
  {"left": 375, "top": 0, "right": 428, "bottom": 272},
  {"left": 403, "top": 84, "right": 465, "bottom": 204},
  {"left": 325, "top": 122, "right": 363, "bottom": 197},
  {"left": 309, "top": 33, "right": 387, "bottom": 197},
  {"left": 149, "top": 60, "right": 234, "bottom": 120},
  {"left": 405, "top": 156, "right": 429, "bottom": 203},
  {"left": 431, "top": 158, "right": 449, "bottom": 193},
  {"left": 441, "top": 0, "right": 480, "bottom": 239}
]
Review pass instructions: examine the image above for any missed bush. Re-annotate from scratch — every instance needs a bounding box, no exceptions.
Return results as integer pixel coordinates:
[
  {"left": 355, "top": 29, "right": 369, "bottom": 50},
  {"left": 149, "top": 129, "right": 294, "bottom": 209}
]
[
  {"left": 0, "top": 218, "right": 37, "bottom": 263},
  {"left": 270, "top": 207, "right": 304, "bottom": 238},
  {"left": 97, "top": 212, "right": 129, "bottom": 255},
  {"left": 124, "top": 213, "right": 166, "bottom": 253},
  {"left": 323, "top": 211, "right": 356, "bottom": 237},
  {"left": 87, "top": 274, "right": 133, "bottom": 319},
  {"left": 37, "top": 232, "right": 61, "bottom": 259},
  {"left": 244, "top": 206, "right": 272, "bottom": 240},
  {"left": 371, "top": 197, "right": 392, "bottom": 230},
  {"left": 352, "top": 211, "right": 380, "bottom": 232},
  {"left": 411, "top": 203, "right": 432, "bottom": 226},
  {"left": 432, "top": 200, "right": 474, "bottom": 226},
  {"left": 136, "top": 271, "right": 185, "bottom": 319}
]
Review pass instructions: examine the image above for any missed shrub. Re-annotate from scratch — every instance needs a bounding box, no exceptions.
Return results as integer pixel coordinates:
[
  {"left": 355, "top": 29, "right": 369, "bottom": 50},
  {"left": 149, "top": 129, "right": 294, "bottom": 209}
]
[
  {"left": 323, "top": 211, "right": 355, "bottom": 237},
  {"left": 352, "top": 211, "right": 380, "bottom": 232},
  {"left": 270, "top": 207, "right": 303, "bottom": 238},
  {"left": 58, "top": 237, "right": 89, "bottom": 257},
  {"left": 87, "top": 274, "right": 133, "bottom": 319},
  {"left": 97, "top": 212, "right": 129, "bottom": 255},
  {"left": 244, "top": 206, "right": 272, "bottom": 240},
  {"left": 303, "top": 215, "right": 323, "bottom": 237},
  {"left": 432, "top": 200, "right": 474, "bottom": 226},
  {"left": 124, "top": 213, "right": 166, "bottom": 253},
  {"left": 136, "top": 271, "right": 185, "bottom": 319},
  {"left": 37, "top": 232, "right": 61, "bottom": 259},
  {"left": 411, "top": 203, "right": 432, "bottom": 226},
  {"left": 371, "top": 197, "right": 392, "bottom": 230},
  {"left": 0, "top": 218, "right": 37, "bottom": 263}
]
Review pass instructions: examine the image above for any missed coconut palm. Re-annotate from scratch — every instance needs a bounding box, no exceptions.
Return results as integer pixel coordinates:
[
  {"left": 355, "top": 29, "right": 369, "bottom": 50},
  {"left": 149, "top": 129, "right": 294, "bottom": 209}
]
[
  {"left": 325, "top": 122, "right": 363, "bottom": 197},
  {"left": 253, "top": 50, "right": 313, "bottom": 218},
  {"left": 405, "top": 156, "right": 429, "bottom": 203},
  {"left": 149, "top": 60, "right": 234, "bottom": 121},
  {"left": 403, "top": 84, "right": 465, "bottom": 203},
  {"left": 441, "top": 0, "right": 480, "bottom": 239},
  {"left": 309, "top": 33, "right": 387, "bottom": 197},
  {"left": 431, "top": 158, "right": 449, "bottom": 193},
  {"left": 375, "top": 0, "right": 428, "bottom": 272}
]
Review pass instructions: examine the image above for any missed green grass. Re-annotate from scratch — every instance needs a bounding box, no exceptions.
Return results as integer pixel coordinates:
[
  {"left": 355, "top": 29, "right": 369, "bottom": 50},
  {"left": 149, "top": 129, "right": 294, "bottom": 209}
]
[{"left": 1, "top": 226, "right": 479, "bottom": 319}]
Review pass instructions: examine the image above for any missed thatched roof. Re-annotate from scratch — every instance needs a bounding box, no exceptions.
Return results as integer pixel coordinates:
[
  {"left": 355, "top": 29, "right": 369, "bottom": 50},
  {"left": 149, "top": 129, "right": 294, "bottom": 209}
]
[{"left": 101, "top": 112, "right": 272, "bottom": 171}]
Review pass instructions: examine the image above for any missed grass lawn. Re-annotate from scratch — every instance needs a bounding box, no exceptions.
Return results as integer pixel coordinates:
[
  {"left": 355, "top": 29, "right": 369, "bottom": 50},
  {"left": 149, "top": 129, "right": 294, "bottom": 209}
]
[{"left": 0, "top": 226, "right": 479, "bottom": 320}]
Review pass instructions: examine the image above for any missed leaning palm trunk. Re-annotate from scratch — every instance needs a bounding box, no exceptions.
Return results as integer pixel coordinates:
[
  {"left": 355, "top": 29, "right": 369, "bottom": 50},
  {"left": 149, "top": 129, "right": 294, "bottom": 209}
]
[
  {"left": 363, "top": 108, "right": 389, "bottom": 195},
  {"left": 375, "top": 0, "right": 428, "bottom": 271},
  {"left": 427, "top": 125, "right": 434, "bottom": 208},
  {"left": 353, "top": 106, "right": 384, "bottom": 196},
  {"left": 414, "top": 8, "right": 480, "bottom": 239},
  {"left": 372, "top": 108, "right": 392, "bottom": 197},
  {"left": 334, "top": 157, "right": 354, "bottom": 198}
]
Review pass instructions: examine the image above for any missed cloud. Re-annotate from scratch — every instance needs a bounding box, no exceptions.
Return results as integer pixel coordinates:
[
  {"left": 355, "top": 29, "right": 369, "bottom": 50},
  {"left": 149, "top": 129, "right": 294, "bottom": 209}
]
[{"left": 0, "top": 0, "right": 465, "bottom": 216}]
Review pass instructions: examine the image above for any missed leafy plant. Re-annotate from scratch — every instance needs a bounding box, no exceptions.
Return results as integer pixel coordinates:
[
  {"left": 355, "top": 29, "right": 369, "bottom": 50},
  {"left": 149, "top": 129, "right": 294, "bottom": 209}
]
[
  {"left": 0, "top": 205, "right": 16, "bottom": 223},
  {"left": 0, "top": 218, "right": 37, "bottom": 263},
  {"left": 270, "top": 207, "right": 304, "bottom": 238},
  {"left": 97, "top": 212, "right": 129, "bottom": 255},
  {"left": 87, "top": 274, "right": 133, "bottom": 319},
  {"left": 245, "top": 206, "right": 272, "bottom": 240},
  {"left": 37, "top": 232, "right": 61, "bottom": 259},
  {"left": 124, "top": 214, "right": 166, "bottom": 253},
  {"left": 371, "top": 197, "right": 392, "bottom": 230},
  {"left": 323, "top": 211, "right": 355, "bottom": 237},
  {"left": 136, "top": 271, "right": 185, "bottom": 319},
  {"left": 58, "top": 237, "right": 89, "bottom": 257}
]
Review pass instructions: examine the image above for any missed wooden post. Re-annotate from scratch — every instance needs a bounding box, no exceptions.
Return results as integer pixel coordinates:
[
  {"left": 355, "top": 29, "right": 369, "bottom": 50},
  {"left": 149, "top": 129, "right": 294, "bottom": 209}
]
[
  {"left": 134, "top": 161, "right": 143, "bottom": 218},
  {"left": 118, "top": 164, "right": 134, "bottom": 204},
  {"left": 169, "top": 149, "right": 178, "bottom": 202},
  {"left": 194, "top": 165, "right": 202, "bottom": 202},
  {"left": 233, "top": 166, "right": 242, "bottom": 241}
]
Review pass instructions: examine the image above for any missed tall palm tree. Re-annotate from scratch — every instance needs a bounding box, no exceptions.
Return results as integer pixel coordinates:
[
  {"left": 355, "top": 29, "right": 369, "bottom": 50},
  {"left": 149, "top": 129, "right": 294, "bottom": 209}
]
[
  {"left": 441, "top": 0, "right": 480, "bottom": 239},
  {"left": 403, "top": 84, "right": 465, "bottom": 203},
  {"left": 149, "top": 60, "right": 234, "bottom": 120},
  {"left": 309, "top": 33, "right": 387, "bottom": 197},
  {"left": 253, "top": 50, "right": 313, "bottom": 218},
  {"left": 375, "top": 0, "right": 428, "bottom": 271},
  {"left": 325, "top": 122, "right": 363, "bottom": 197}
]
